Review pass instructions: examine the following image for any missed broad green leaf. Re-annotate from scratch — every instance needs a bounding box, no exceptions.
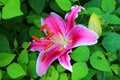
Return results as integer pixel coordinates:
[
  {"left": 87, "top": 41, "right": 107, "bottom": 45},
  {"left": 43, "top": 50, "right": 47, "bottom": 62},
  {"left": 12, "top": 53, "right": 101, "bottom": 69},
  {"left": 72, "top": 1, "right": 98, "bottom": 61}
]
[
  {"left": 2, "top": 0, "right": 23, "bottom": 19},
  {"left": 17, "top": 49, "right": 29, "bottom": 65},
  {"left": 111, "top": 64, "right": 120, "bottom": 75},
  {"left": 28, "top": 0, "right": 45, "bottom": 15},
  {"left": 109, "top": 15, "right": 120, "bottom": 24},
  {"left": 28, "top": 52, "right": 37, "bottom": 60},
  {"left": 84, "top": 0, "right": 101, "bottom": 8},
  {"left": 49, "top": 0, "right": 64, "bottom": 14},
  {"left": 72, "top": 62, "right": 88, "bottom": 80},
  {"left": 27, "top": 60, "right": 38, "bottom": 78},
  {"left": 71, "top": 46, "right": 90, "bottom": 62},
  {"left": 90, "top": 51, "right": 111, "bottom": 72},
  {"left": 57, "top": 64, "right": 65, "bottom": 73},
  {"left": 0, "top": 0, "right": 8, "bottom": 5},
  {"left": 0, "top": 11, "right": 1, "bottom": 20},
  {"left": 101, "top": 0, "right": 116, "bottom": 12},
  {"left": 7, "top": 63, "right": 26, "bottom": 79},
  {"left": 55, "top": 0, "right": 72, "bottom": 11},
  {"left": 0, "top": 34, "right": 11, "bottom": 52},
  {"left": 86, "top": 7, "right": 104, "bottom": 15},
  {"left": 29, "top": 26, "right": 45, "bottom": 38},
  {"left": 102, "top": 32, "right": 120, "bottom": 52},
  {"left": 0, "top": 52, "right": 15, "bottom": 67},
  {"left": 81, "top": 69, "right": 96, "bottom": 80},
  {"left": 51, "top": 71, "right": 59, "bottom": 80},
  {"left": 0, "top": 70, "right": 2, "bottom": 80},
  {"left": 60, "top": 73, "right": 68, "bottom": 80}
]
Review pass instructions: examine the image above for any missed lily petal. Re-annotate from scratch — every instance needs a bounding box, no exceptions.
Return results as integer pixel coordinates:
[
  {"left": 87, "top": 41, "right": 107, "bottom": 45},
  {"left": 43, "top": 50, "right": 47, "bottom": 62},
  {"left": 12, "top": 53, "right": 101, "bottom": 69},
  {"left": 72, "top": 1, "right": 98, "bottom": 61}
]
[
  {"left": 58, "top": 50, "right": 72, "bottom": 72},
  {"left": 67, "top": 25, "right": 98, "bottom": 49},
  {"left": 36, "top": 45, "right": 66, "bottom": 76},
  {"left": 65, "top": 6, "right": 83, "bottom": 32},
  {"left": 29, "top": 39, "right": 52, "bottom": 51},
  {"left": 42, "top": 12, "right": 66, "bottom": 38}
]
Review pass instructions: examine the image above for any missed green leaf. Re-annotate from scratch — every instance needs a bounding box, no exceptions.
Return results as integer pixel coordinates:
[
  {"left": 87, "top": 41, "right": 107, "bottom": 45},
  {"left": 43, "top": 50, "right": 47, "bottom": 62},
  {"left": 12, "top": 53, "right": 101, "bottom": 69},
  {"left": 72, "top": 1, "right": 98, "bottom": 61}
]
[
  {"left": 90, "top": 51, "right": 111, "bottom": 72},
  {"left": 17, "top": 49, "right": 29, "bottom": 65},
  {"left": 72, "top": 62, "right": 88, "bottom": 80},
  {"left": 71, "top": 46, "right": 90, "bottom": 62},
  {"left": 22, "top": 42, "right": 30, "bottom": 49},
  {"left": 28, "top": 0, "right": 45, "bottom": 15},
  {"left": 27, "top": 60, "right": 38, "bottom": 78},
  {"left": 49, "top": 0, "right": 64, "bottom": 14},
  {"left": 0, "top": 34, "right": 11, "bottom": 52},
  {"left": 111, "top": 64, "right": 120, "bottom": 75},
  {"left": 55, "top": 0, "right": 72, "bottom": 11},
  {"left": 107, "top": 52, "right": 117, "bottom": 62},
  {"left": 57, "top": 64, "right": 65, "bottom": 73},
  {"left": 51, "top": 71, "right": 59, "bottom": 80},
  {"left": 81, "top": 69, "right": 96, "bottom": 80},
  {"left": 115, "top": 7, "right": 120, "bottom": 15},
  {"left": 7, "top": 63, "right": 26, "bottom": 79},
  {"left": 101, "top": 0, "right": 116, "bottom": 12},
  {"left": 84, "top": 0, "right": 101, "bottom": 8},
  {"left": 2, "top": 0, "right": 23, "bottom": 19},
  {"left": 86, "top": 7, "right": 104, "bottom": 15},
  {"left": 0, "top": 70, "right": 2, "bottom": 80},
  {"left": 102, "top": 32, "right": 120, "bottom": 52},
  {"left": 0, "top": 52, "right": 15, "bottom": 67},
  {"left": 0, "top": 0, "right": 8, "bottom": 5},
  {"left": 109, "top": 15, "right": 120, "bottom": 24},
  {"left": 60, "top": 73, "right": 68, "bottom": 80},
  {"left": 29, "top": 26, "right": 45, "bottom": 38}
]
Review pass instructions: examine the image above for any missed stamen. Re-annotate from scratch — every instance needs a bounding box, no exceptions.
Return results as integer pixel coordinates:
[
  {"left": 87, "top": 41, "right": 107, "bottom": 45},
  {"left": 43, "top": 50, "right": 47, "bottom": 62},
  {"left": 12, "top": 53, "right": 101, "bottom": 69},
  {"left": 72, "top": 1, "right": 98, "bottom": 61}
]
[
  {"left": 59, "top": 46, "right": 64, "bottom": 51},
  {"left": 40, "top": 24, "right": 48, "bottom": 31},
  {"left": 44, "top": 42, "right": 54, "bottom": 50},
  {"left": 45, "top": 33, "right": 54, "bottom": 39},
  {"left": 46, "top": 28, "right": 51, "bottom": 34},
  {"left": 31, "top": 36, "right": 41, "bottom": 43}
]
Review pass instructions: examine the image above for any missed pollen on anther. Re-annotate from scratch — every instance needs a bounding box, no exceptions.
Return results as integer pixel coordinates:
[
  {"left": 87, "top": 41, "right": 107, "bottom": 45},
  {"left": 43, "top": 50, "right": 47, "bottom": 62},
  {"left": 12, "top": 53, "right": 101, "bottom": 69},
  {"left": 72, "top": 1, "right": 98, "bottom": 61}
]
[
  {"left": 31, "top": 36, "right": 41, "bottom": 43},
  {"left": 40, "top": 24, "right": 48, "bottom": 31},
  {"left": 44, "top": 42, "right": 54, "bottom": 50},
  {"left": 45, "top": 33, "right": 54, "bottom": 39}
]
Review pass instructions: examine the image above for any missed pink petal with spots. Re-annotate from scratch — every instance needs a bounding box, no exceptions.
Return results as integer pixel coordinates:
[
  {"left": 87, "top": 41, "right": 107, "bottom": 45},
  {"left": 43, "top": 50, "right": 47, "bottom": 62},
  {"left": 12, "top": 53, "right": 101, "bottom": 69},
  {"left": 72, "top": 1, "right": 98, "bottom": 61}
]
[
  {"left": 58, "top": 49, "right": 72, "bottom": 72},
  {"left": 29, "top": 39, "right": 52, "bottom": 51},
  {"left": 42, "top": 12, "right": 66, "bottom": 38},
  {"left": 65, "top": 6, "right": 83, "bottom": 32},
  {"left": 36, "top": 45, "right": 69, "bottom": 76},
  {"left": 66, "top": 25, "right": 98, "bottom": 49}
]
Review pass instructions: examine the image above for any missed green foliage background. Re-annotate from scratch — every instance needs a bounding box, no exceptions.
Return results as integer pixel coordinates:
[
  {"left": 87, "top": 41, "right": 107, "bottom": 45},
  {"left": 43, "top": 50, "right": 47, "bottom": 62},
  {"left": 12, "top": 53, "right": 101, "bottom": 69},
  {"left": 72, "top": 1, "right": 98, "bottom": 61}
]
[{"left": 0, "top": 0, "right": 120, "bottom": 80}]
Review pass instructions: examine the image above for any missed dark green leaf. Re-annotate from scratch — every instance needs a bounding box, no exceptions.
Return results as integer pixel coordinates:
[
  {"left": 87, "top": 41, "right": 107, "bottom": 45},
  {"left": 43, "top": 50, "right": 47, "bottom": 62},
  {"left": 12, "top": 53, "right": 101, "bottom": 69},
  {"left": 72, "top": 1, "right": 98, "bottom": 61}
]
[
  {"left": 90, "top": 51, "right": 111, "bottom": 72},
  {"left": 57, "top": 64, "right": 65, "bottom": 73},
  {"left": 28, "top": 0, "right": 45, "bottom": 15},
  {"left": 101, "top": 0, "right": 116, "bottom": 12},
  {"left": 72, "top": 62, "right": 88, "bottom": 80},
  {"left": 27, "top": 60, "right": 38, "bottom": 78},
  {"left": 71, "top": 46, "right": 90, "bottom": 62},
  {"left": 7, "top": 63, "right": 26, "bottom": 79},
  {"left": 0, "top": 34, "right": 11, "bottom": 52},
  {"left": 0, "top": 70, "right": 2, "bottom": 80},
  {"left": 29, "top": 26, "right": 45, "bottom": 38},
  {"left": 102, "top": 32, "right": 120, "bottom": 52},
  {"left": 0, "top": 52, "right": 15, "bottom": 67},
  {"left": 2, "top": 0, "right": 23, "bottom": 19},
  {"left": 49, "top": 0, "right": 64, "bottom": 14}
]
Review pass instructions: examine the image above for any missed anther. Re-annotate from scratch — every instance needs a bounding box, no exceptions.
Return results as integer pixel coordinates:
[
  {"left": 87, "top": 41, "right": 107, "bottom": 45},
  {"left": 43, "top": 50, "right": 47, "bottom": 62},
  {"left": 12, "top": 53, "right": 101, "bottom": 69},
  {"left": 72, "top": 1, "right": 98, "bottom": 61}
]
[
  {"left": 46, "top": 28, "right": 51, "bottom": 34},
  {"left": 40, "top": 24, "right": 48, "bottom": 31},
  {"left": 45, "top": 33, "right": 54, "bottom": 39},
  {"left": 31, "top": 36, "right": 41, "bottom": 43},
  {"left": 44, "top": 42, "right": 54, "bottom": 50}
]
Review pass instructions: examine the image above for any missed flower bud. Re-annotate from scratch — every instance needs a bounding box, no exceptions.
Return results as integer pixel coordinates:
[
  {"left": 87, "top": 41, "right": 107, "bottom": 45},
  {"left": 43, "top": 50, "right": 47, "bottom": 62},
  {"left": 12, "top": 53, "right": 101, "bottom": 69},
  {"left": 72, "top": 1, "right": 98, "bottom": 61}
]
[{"left": 88, "top": 13, "right": 102, "bottom": 37}]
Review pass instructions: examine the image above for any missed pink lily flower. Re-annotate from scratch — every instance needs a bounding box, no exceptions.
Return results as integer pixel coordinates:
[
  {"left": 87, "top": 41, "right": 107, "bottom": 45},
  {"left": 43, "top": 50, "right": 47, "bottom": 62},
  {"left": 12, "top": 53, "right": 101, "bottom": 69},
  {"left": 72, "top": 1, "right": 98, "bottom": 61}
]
[{"left": 29, "top": 6, "right": 98, "bottom": 76}]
